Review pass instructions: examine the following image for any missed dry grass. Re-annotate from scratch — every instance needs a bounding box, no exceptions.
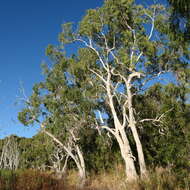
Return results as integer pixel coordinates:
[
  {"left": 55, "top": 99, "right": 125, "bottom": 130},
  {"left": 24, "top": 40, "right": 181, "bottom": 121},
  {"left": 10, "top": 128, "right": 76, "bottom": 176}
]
[
  {"left": 0, "top": 167, "right": 189, "bottom": 190},
  {"left": 86, "top": 164, "right": 126, "bottom": 190},
  {"left": 66, "top": 166, "right": 190, "bottom": 190}
]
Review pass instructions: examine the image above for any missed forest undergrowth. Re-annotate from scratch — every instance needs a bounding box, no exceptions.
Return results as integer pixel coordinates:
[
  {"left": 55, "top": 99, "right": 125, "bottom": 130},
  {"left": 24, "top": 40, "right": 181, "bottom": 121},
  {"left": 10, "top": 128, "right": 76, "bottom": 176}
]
[{"left": 0, "top": 166, "right": 189, "bottom": 190}]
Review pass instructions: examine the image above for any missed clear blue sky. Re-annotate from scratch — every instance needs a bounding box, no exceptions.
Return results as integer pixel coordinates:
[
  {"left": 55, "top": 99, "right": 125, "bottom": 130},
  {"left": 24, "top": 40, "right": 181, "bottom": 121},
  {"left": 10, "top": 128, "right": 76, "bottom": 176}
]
[
  {"left": 0, "top": 0, "right": 104, "bottom": 138},
  {"left": 0, "top": 0, "right": 171, "bottom": 139}
]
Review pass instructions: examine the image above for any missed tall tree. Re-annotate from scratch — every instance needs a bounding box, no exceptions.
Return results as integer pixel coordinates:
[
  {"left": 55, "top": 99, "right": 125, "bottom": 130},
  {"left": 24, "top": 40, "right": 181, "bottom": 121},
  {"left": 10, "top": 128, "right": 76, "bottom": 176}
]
[
  {"left": 58, "top": 0, "right": 189, "bottom": 180},
  {"left": 18, "top": 54, "right": 98, "bottom": 185},
  {"left": 18, "top": 0, "right": 190, "bottom": 182}
]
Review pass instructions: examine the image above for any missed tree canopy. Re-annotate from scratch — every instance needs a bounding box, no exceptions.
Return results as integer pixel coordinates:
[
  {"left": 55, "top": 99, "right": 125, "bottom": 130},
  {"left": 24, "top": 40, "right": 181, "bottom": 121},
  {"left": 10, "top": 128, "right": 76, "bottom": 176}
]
[{"left": 16, "top": 0, "right": 190, "bottom": 184}]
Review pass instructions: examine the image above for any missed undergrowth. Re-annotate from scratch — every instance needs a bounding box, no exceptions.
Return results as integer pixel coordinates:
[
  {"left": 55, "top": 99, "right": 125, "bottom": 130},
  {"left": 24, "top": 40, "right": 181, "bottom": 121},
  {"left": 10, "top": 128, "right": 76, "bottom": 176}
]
[{"left": 0, "top": 167, "right": 189, "bottom": 190}]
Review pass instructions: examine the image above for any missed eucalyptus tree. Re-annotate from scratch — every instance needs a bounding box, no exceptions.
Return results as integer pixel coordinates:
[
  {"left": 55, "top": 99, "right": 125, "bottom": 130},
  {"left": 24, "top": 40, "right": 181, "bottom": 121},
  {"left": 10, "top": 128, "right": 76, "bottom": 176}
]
[
  {"left": 18, "top": 55, "right": 97, "bottom": 184},
  {"left": 0, "top": 135, "right": 20, "bottom": 170},
  {"left": 58, "top": 0, "right": 189, "bottom": 180},
  {"left": 18, "top": 0, "right": 190, "bottom": 182}
]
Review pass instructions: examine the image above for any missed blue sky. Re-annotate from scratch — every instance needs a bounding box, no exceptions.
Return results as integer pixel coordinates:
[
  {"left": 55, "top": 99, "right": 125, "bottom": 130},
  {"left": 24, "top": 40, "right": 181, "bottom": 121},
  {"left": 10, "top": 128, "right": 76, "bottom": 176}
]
[
  {"left": 0, "top": 0, "right": 104, "bottom": 138},
  {"left": 0, "top": 0, "right": 175, "bottom": 139}
]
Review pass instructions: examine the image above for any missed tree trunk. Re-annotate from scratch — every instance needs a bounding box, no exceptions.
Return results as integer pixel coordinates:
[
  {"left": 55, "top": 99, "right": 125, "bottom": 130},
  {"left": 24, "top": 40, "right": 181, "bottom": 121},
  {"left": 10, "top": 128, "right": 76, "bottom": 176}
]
[
  {"left": 106, "top": 77, "right": 138, "bottom": 181},
  {"left": 127, "top": 82, "right": 147, "bottom": 177},
  {"left": 130, "top": 124, "right": 147, "bottom": 177},
  {"left": 42, "top": 129, "right": 86, "bottom": 185},
  {"left": 115, "top": 126, "right": 137, "bottom": 181},
  {"left": 78, "top": 166, "right": 86, "bottom": 188},
  {"left": 120, "top": 141, "right": 137, "bottom": 181},
  {"left": 76, "top": 144, "right": 86, "bottom": 187}
]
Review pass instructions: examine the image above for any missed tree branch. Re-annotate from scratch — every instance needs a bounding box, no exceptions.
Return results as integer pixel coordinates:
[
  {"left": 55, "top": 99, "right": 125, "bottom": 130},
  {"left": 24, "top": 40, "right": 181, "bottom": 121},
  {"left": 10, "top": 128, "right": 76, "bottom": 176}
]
[{"left": 139, "top": 108, "right": 174, "bottom": 124}]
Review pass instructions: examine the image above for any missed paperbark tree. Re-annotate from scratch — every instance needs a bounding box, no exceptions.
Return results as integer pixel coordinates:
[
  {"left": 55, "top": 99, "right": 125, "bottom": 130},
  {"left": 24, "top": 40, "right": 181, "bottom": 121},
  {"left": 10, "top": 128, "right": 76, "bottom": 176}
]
[
  {"left": 18, "top": 60, "right": 96, "bottom": 185},
  {"left": 18, "top": 0, "right": 190, "bottom": 182},
  {"left": 58, "top": 0, "right": 189, "bottom": 180},
  {"left": 0, "top": 135, "right": 20, "bottom": 170},
  {"left": 47, "top": 144, "right": 68, "bottom": 178},
  {"left": 42, "top": 125, "right": 86, "bottom": 184}
]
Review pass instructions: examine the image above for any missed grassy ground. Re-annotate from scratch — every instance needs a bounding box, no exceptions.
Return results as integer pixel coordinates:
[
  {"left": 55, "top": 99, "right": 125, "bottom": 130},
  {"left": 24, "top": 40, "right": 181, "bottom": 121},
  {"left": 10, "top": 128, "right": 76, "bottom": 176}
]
[{"left": 0, "top": 167, "right": 189, "bottom": 190}]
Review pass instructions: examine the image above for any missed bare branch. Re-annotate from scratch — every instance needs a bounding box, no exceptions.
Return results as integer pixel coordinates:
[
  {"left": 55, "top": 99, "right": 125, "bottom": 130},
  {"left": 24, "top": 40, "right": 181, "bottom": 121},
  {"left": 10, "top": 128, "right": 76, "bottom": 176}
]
[
  {"left": 139, "top": 108, "right": 174, "bottom": 124},
  {"left": 122, "top": 100, "right": 129, "bottom": 128},
  {"left": 127, "top": 72, "right": 144, "bottom": 85},
  {"left": 98, "top": 109, "right": 116, "bottom": 136},
  {"left": 89, "top": 68, "right": 107, "bottom": 84},
  {"left": 75, "top": 36, "right": 109, "bottom": 71},
  {"left": 136, "top": 8, "right": 156, "bottom": 63},
  {"left": 101, "top": 125, "right": 116, "bottom": 136}
]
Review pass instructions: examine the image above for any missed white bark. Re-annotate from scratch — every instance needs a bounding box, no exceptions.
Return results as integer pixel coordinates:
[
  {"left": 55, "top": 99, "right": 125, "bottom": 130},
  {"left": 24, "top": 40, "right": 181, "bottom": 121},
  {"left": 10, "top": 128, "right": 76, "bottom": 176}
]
[
  {"left": 42, "top": 127, "right": 86, "bottom": 184},
  {"left": 115, "top": 126, "right": 137, "bottom": 180},
  {"left": 49, "top": 146, "right": 69, "bottom": 178},
  {"left": 106, "top": 71, "right": 138, "bottom": 180},
  {"left": 0, "top": 136, "right": 19, "bottom": 170},
  {"left": 121, "top": 73, "right": 146, "bottom": 176},
  {"left": 74, "top": 9, "right": 160, "bottom": 180}
]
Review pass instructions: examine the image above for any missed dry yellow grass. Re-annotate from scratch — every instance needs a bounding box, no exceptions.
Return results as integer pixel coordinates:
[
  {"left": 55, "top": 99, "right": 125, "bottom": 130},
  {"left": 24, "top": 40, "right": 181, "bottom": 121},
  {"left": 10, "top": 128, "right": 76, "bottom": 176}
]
[
  {"left": 65, "top": 166, "right": 189, "bottom": 190},
  {"left": 0, "top": 166, "right": 189, "bottom": 190}
]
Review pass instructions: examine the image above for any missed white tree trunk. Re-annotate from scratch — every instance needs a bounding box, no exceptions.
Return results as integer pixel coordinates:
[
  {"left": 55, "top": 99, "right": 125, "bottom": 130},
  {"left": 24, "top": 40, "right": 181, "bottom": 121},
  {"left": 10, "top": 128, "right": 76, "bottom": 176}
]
[
  {"left": 75, "top": 144, "right": 86, "bottom": 186},
  {"left": 0, "top": 136, "right": 19, "bottom": 170},
  {"left": 115, "top": 131, "right": 137, "bottom": 180},
  {"left": 106, "top": 74, "right": 138, "bottom": 180},
  {"left": 61, "top": 154, "right": 69, "bottom": 174},
  {"left": 75, "top": 9, "right": 157, "bottom": 180},
  {"left": 130, "top": 123, "right": 147, "bottom": 176},
  {"left": 42, "top": 129, "right": 86, "bottom": 185},
  {"left": 127, "top": 81, "right": 147, "bottom": 177}
]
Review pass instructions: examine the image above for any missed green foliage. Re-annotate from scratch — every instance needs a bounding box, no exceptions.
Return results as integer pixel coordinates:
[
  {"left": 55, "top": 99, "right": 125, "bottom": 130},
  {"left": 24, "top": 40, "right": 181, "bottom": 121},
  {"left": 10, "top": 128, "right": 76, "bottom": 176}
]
[
  {"left": 168, "top": 0, "right": 190, "bottom": 41},
  {"left": 134, "top": 83, "right": 190, "bottom": 175},
  {"left": 16, "top": 0, "right": 190, "bottom": 182},
  {"left": 79, "top": 9, "right": 102, "bottom": 36},
  {"left": 59, "top": 22, "right": 74, "bottom": 44},
  {"left": 78, "top": 127, "right": 122, "bottom": 172},
  {"left": 18, "top": 134, "right": 54, "bottom": 169}
]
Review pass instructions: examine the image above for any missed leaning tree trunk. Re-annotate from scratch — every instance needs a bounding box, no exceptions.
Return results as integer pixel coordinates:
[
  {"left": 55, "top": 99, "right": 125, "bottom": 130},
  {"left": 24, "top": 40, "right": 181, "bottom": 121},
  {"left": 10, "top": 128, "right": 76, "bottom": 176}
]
[
  {"left": 126, "top": 80, "right": 147, "bottom": 177},
  {"left": 115, "top": 128, "right": 137, "bottom": 181},
  {"left": 75, "top": 144, "right": 86, "bottom": 187},
  {"left": 106, "top": 73, "right": 138, "bottom": 181},
  {"left": 42, "top": 129, "right": 86, "bottom": 186},
  {"left": 130, "top": 122, "right": 147, "bottom": 177}
]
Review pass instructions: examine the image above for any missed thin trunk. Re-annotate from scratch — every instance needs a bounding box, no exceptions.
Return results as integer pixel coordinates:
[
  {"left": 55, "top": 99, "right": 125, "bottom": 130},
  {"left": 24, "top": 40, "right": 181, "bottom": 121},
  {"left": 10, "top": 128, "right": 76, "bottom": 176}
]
[
  {"left": 76, "top": 144, "right": 86, "bottom": 186},
  {"left": 127, "top": 82, "right": 147, "bottom": 177},
  {"left": 131, "top": 123, "right": 146, "bottom": 176},
  {"left": 61, "top": 154, "right": 69, "bottom": 174},
  {"left": 42, "top": 129, "right": 86, "bottom": 184},
  {"left": 130, "top": 124, "right": 147, "bottom": 176}
]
